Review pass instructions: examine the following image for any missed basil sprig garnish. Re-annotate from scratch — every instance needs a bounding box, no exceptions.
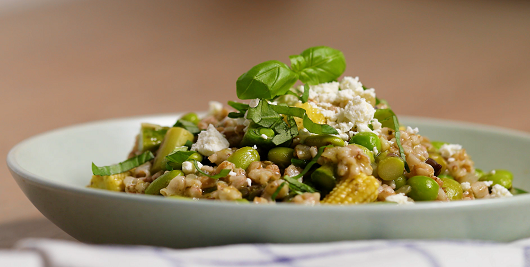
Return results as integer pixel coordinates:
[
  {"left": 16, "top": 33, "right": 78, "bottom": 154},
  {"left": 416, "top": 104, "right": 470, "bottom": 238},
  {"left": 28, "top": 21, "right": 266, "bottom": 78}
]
[
  {"left": 392, "top": 116, "right": 410, "bottom": 173},
  {"left": 92, "top": 151, "right": 154, "bottom": 176},
  {"left": 289, "top": 46, "right": 346, "bottom": 86},
  {"left": 173, "top": 120, "right": 200, "bottom": 135},
  {"left": 236, "top": 46, "right": 346, "bottom": 100}
]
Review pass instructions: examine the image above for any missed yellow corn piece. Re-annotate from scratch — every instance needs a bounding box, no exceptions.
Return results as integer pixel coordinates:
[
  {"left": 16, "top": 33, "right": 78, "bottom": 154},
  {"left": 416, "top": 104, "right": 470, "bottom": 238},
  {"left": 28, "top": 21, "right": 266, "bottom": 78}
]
[
  {"left": 89, "top": 171, "right": 130, "bottom": 192},
  {"left": 322, "top": 173, "right": 380, "bottom": 204},
  {"left": 293, "top": 102, "right": 326, "bottom": 129}
]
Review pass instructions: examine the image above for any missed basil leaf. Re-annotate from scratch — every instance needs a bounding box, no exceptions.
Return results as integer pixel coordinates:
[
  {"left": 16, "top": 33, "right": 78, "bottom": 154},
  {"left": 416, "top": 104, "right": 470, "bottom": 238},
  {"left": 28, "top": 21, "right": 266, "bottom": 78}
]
[
  {"left": 392, "top": 116, "right": 410, "bottom": 173},
  {"left": 283, "top": 176, "right": 317, "bottom": 193},
  {"left": 271, "top": 116, "right": 298, "bottom": 145},
  {"left": 173, "top": 120, "right": 200, "bottom": 135},
  {"left": 228, "top": 112, "right": 245, "bottom": 118},
  {"left": 92, "top": 151, "right": 154, "bottom": 176},
  {"left": 246, "top": 100, "right": 282, "bottom": 128},
  {"left": 166, "top": 150, "right": 195, "bottom": 166},
  {"left": 271, "top": 181, "right": 287, "bottom": 201},
  {"left": 236, "top": 60, "right": 299, "bottom": 100},
  {"left": 301, "top": 84, "right": 309, "bottom": 103},
  {"left": 302, "top": 115, "right": 338, "bottom": 135},
  {"left": 290, "top": 46, "right": 346, "bottom": 85},
  {"left": 291, "top": 145, "right": 329, "bottom": 180},
  {"left": 228, "top": 101, "right": 249, "bottom": 112},
  {"left": 191, "top": 160, "right": 231, "bottom": 179}
]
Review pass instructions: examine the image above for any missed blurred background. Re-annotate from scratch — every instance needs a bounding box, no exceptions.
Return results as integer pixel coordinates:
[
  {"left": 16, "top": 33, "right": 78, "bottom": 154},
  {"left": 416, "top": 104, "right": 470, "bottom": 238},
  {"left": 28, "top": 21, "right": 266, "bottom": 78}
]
[{"left": 1, "top": 0, "right": 529, "bottom": 247}]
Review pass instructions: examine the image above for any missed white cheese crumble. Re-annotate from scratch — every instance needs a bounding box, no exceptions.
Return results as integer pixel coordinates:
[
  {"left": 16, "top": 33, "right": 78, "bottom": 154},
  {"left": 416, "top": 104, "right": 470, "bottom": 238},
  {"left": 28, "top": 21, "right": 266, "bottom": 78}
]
[
  {"left": 406, "top": 126, "right": 419, "bottom": 135},
  {"left": 483, "top": 181, "right": 494, "bottom": 187},
  {"left": 182, "top": 161, "right": 202, "bottom": 175},
  {"left": 249, "top": 98, "right": 260, "bottom": 108},
  {"left": 439, "top": 144, "right": 463, "bottom": 158},
  {"left": 191, "top": 124, "right": 230, "bottom": 156},
  {"left": 228, "top": 171, "right": 237, "bottom": 177},
  {"left": 336, "top": 96, "right": 375, "bottom": 133},
  {"left": 208, "top": 101, "right": 223, "bottom": 115},
  {"left": 461, "top": 182, "right": 471, "bottom": 191},
  {"left": 260, "top": 134, "right": 268, "bottom": 139},
  {"left": 490, "top": 184, "right": 513, "bottom": 198},
  {"left": 385, "top": 193, "right": 414, "bottom": 205}
]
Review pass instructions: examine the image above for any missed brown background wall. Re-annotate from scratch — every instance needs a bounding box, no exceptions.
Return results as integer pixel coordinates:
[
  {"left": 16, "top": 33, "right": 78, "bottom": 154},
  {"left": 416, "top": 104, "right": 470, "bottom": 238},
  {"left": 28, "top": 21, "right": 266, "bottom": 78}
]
[{"left": 1, "top": 0, "right": 529, "bottom": 247}]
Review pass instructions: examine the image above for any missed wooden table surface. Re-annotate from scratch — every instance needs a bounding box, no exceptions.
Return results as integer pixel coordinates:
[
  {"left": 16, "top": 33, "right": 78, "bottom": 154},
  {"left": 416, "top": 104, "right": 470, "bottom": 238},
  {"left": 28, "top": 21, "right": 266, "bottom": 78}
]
[{"left": 1, "top": 0, "right": 529, "bottom": 248}]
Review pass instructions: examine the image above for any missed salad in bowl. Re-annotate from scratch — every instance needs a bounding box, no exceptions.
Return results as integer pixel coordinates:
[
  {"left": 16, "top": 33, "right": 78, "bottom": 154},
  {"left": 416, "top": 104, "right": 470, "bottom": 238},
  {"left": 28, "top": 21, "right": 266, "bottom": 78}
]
[{"left": 89, "top": 46, "right": 523, "bottom": 204}]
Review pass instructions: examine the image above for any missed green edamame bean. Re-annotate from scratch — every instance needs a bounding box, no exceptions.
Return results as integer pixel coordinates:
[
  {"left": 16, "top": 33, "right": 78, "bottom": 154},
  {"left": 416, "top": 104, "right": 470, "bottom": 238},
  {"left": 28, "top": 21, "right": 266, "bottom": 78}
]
[
  {"left": 480, "top": 169, "right": 513, "bottom": 189},
  {"left": 311, "top": 164, "right": 337, "bottom": 192},
  {"left": 267, "top": 147, "right": 294, "bottom": 168},
  {"left": 406, "top": 175, "right": 439, "bottom": 201},
  {"left": 145, "top": 170, "right": 184, "bottom": 195},
  {"left": 394, "top": 175, "right": 407, "bottom": 190},
  {"left": 377, "top": 156, "right": 405, "bottom": 181},
  {"left": 437, "top": 174, "right": 454, "bottom": 179},
  {"left": 440, "top": 177, "right": 462, "bottom": 200},
  {"left": 349, "top": 132, "right": 382, "bottom": 153},
  {"left": 228, "top": 147, "right": 260, "bottom": 170},
  {"left": 304, "top": 134, "right": 345, "bottom": 147},
  {"left": 180, "top": 112, "right": 200, "bottom": 125}
]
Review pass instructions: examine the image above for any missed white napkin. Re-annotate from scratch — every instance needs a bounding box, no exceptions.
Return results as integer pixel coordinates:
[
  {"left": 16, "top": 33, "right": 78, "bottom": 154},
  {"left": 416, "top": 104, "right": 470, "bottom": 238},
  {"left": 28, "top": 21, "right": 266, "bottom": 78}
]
[{"left": 3, "top": 238, "right": 530, "bottom": 267}]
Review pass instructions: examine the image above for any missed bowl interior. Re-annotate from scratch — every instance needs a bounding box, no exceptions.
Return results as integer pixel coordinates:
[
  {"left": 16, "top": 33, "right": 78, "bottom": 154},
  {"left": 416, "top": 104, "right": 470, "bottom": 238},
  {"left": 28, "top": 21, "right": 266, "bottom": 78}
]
[{"left": 10, "top": 115, "right": 530, "bottom": 191}]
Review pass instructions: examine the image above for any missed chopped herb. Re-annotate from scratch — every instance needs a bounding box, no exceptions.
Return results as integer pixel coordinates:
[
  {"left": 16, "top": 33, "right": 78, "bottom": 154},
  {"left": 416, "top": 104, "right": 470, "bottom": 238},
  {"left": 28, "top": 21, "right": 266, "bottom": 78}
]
[
  {"left": 392, "top": 116, "right": 410, "bottom": 173},
  {"left": 191, "top": 160, "right": 231, "bottom": 180},
  {"left": 173, "top": 120, "right": 200, "bottom": 135},
  {"left": 92, "top": 151, "right": 154, "bottom": 176},
  {"left": 291, "top": 145, "right": 329, "bottom": 180},
  {"left": 271, "top": 181, "right": 287, "bottom": 201},
  {"left": 301, "top": 84, "right": 309, "bottom": 103},
  {"left": 165, "top": 150, "right": 194, "bottom": 170},
  {"left": 283, "top": 176, "right": 316, "bottom": 194}
]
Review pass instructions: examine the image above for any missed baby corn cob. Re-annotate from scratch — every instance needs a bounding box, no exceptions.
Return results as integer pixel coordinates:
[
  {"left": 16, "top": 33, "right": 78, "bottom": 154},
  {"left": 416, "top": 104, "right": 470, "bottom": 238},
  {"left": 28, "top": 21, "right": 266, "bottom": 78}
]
[{"left": 322, "top": 172, "right": 380, "bottom": 204}]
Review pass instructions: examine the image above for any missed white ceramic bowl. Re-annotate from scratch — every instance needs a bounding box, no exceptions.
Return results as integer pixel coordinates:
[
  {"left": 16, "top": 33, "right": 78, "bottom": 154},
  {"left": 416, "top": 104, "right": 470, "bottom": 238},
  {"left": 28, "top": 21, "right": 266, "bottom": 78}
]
[{"left": 7, "top": 114, "right": 530, "bottom": 248}]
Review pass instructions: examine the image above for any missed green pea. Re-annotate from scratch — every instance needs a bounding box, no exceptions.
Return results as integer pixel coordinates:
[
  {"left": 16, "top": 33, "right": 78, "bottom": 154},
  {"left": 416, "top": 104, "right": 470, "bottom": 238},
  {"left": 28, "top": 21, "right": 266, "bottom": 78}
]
[
  {"left": 180, "top": 112, "right": 200, "bottom": 125},
  {"left": 228, "top": 147, "right": 260, "bottom": 170},
  {"left": 145, "top": 170, "right": 184, "bottom": 195},
  {"left": 349, "top": 132, "right": 382, "bottom": 153},
  {"left": 394, "top": 175, "right": 407, "bottom": 190},
  {"left": 304, "top": 134, "right": 345, "bottom": 147},
  {"left": 311, "top": 164, "right": 337, "bottom": 192},
  {"left": 480, "top": 169, "right": 513, "bottom": 189},
  {"left": 267, "top": 147, "right": 294, "bottom": 168},
  {"left": 440, "top": 177, "right": 462, "bottom": 200},
  {"left": 377, "top": 156, "right": 405, "bottom": 181},
  {"left": 406, "top": 175, "right": 439, "bottom": 201}
]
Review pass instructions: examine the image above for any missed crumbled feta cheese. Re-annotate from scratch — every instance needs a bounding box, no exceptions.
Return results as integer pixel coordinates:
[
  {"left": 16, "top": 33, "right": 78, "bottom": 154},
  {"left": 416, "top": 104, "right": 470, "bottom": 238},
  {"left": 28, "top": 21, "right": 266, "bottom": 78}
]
[
  {"left": 439, "top": 144, "right": 462, "bottom": 158},
  {"left": 252, "top": 145, "right": 257, "bottom": 149},
  {"left": 406, "top": 126, "right": 419, "bottom": 135},
  {"left": 385, "top": 193, "right": 414, "bottom": 204},
  {"left": 308, "top": 82, "right": 340, "bottom": 104},
  {"left": 490, "top": 184, "right": 513, "bottom": 198},
  {"left": 249, "top": 98, "right": 260, "bottom": 108},
  {"left": 373, "top": 147, "right": 379, "bottom": 154},
  {"left": 491, "top": 170, "right": 496, "bottom": 175},
  {"left": 208, "top": 101, "right": 223, "bottom": 115},
  {"left": 191, "top": 124, "right": 230, "bottom": 156},
  {"left": 337, "top": 96, "right": 375, "bottom": 133},
  {"left": 247, "top": 178, "right": 252, "bottom": 187},
  {"left": 260, "top": 134, "right": 268, "bottom": 139},
  {"left": 483, "top": 181, "right": 494, "bottom": 187},
  {"left": 461, "top": 182, "right": 471, "bottom": 191},
  {"left": 182, "top": 161, "right": 202, "bottom": 175},
  {"left": 447, "top": 157, "right": 455, "bottom": 163},
  {"left": 228, "top": 171, "right": 237, "bottom": 177}
]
